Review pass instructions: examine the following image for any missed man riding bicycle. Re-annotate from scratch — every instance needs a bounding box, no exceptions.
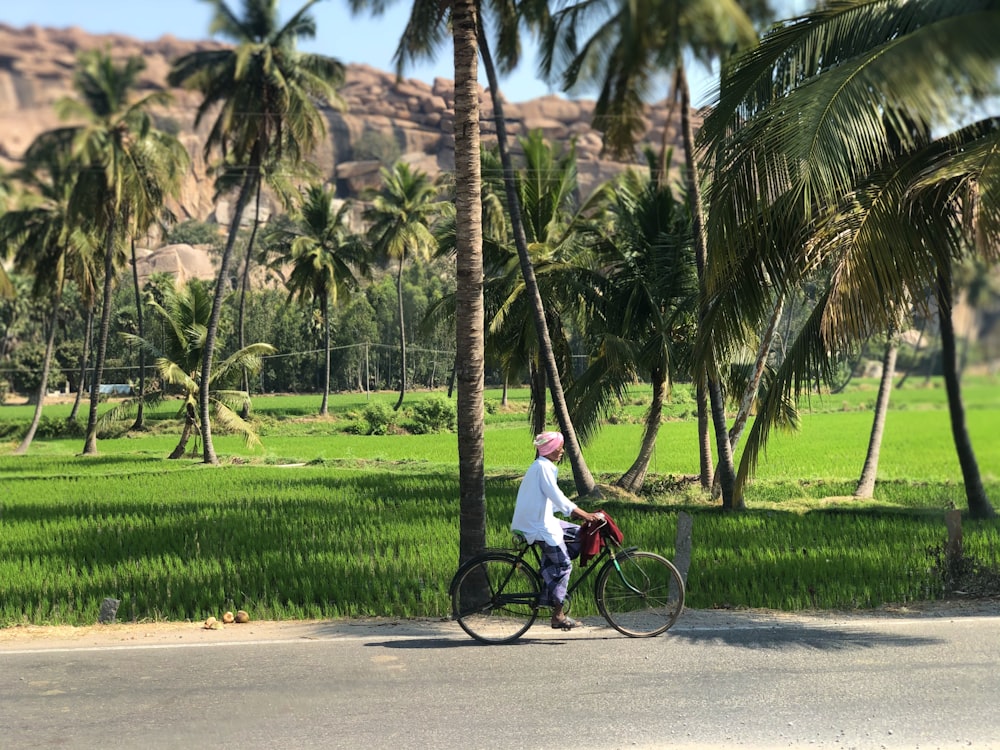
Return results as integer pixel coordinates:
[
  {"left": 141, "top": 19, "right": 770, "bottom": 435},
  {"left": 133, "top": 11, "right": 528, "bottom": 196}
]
[{"left": 510, "top": 431, "right": 600, "bottom": 630}]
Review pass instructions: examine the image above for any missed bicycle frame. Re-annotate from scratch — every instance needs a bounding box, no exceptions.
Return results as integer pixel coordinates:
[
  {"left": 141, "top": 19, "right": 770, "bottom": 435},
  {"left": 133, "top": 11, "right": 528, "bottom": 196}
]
[{"left": 509, "top": 533, "right": 642, "bottom": 607}]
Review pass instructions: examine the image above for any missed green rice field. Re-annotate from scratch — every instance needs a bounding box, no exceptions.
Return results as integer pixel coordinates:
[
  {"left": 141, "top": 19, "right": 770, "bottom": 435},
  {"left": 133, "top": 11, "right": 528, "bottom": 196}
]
[{"left": 1, "top": 378, "right": 998, "bottom": 626}]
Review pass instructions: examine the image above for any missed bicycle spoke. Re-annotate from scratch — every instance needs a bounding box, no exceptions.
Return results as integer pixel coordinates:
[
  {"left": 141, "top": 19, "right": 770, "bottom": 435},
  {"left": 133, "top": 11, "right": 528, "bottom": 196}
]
[
  {"left": 596, "top": 551, "right": 684, "bottom": 637},
  {"left": 451, "top": 554, "right": 540, "bottom": 644}
]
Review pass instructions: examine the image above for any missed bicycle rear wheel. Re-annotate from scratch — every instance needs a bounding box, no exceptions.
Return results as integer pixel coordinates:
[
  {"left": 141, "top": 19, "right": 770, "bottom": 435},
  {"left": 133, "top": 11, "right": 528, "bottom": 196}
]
[
  {"left": 595, "top": 550, "right": 684, "bottom": 637},
  {"left": 451, "top": 553, "right": 541, "bottom": 644}
]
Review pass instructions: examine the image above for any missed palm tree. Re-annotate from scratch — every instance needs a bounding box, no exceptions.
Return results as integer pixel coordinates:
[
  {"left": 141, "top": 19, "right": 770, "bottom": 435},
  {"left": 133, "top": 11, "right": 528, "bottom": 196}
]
[
  {"left": 571, "top": 168, "right": 699, "bottom": 492},
  {"left": 348, "top": 0, "right": 488, "bottom": 563},
  {"left": 29, "top": 49, "right": 187, "bottom": 456},
  {"left": 271, "top": 184, "right": 368, "bottom": 415},
  {"left": 124, "top": 148, "right": 186, "bottom": 432},
  {"left": 541, "top": 0, "right": 761, "bottom": 507},
  {"left": 167, "top": 0, "right": 346, "bottom": 464},
  {"left": 228, "top": 154, "right": 302, "bottom": 407},
  {"left": 380, "top": 0, "right": 599, "bottom": 496},
  {"left": 433, "top": 136, "right": 599, "bottom": 437},
  {"left": 0, "top": 155, "right": 90, "bottom": 453},
  {"left": 108, "top": 278, "right": 274, "bottom": 458},
  {"left": 482, "top": 132, "right": 597, "bottom": 435},
  {"left": 363, "top": 162, "right": 450, "bottom": 411},
  {"left": 935, "top": 262, "right": 992, "bottom": 514},
  {"left": 450, "top": 0, "right": 489, "bottom": 565},
  {"left": 699, "top": 1, "right": 999, "bottom": 517}
]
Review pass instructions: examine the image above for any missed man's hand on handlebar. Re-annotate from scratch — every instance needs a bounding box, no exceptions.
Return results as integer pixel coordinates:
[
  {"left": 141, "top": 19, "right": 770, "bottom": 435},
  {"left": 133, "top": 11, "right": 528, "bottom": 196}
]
[{"left": 573, "top": 508, "right": 604, "bottom": 524}]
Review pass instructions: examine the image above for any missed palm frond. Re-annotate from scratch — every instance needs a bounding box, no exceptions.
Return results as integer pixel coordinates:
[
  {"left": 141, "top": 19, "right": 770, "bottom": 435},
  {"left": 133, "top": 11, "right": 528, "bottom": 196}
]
[{"left": 211, "top": 398, "right": 263, "bottom": 449}]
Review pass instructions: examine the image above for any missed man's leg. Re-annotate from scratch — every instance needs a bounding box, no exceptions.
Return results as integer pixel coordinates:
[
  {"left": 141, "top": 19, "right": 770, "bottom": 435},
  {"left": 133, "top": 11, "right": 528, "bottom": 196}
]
[{"left": 540, "top": 542, "right": 574, "bottom": 626}]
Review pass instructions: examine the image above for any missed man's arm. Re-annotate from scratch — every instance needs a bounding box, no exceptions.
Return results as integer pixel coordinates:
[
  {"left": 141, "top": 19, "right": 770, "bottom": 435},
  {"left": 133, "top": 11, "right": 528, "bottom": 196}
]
[{"left": 571, "top": 506, "right": 601, "bottom": 523}]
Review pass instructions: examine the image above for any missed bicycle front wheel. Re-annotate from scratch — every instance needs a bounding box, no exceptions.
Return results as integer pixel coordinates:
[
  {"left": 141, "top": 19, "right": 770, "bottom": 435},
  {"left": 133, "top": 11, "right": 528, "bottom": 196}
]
[
  {"left": 451, "top": 553, "right": 541, "bottom": 644},
  {"left": 595, "top": 550, "right": 684, "bottom": 637}
]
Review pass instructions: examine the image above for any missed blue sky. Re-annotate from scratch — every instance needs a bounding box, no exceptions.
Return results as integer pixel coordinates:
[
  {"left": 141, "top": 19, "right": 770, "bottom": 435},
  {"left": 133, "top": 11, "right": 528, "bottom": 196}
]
[{"left": 3, "top": 1, "right": 809, "bottom": 105}]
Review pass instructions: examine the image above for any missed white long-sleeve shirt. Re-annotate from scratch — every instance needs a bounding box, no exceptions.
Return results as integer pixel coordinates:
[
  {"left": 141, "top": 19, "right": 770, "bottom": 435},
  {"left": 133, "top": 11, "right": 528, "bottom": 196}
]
[{"left": 510, "top": 456, "right": 578, "bottom": 546}]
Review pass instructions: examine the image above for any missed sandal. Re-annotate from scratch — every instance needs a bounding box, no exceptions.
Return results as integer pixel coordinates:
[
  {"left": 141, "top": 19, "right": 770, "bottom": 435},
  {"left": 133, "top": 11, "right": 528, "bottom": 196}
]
[{"left": 551, "top": 616, "right": 581, "bottom": 630}]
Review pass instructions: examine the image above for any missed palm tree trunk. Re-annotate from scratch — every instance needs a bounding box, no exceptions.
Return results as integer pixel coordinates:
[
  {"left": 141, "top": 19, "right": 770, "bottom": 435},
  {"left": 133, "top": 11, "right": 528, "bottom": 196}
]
[
  {"left": 656, "top": 68, "right": 681, "bottom": 188},
  {"left": 678, "top": 60, "right": 737, "bottom": 508},
  {"left": 238, "top": 178, "right": 264, "bottom": 409},
  {"left": 129, "top": 237, "right": 146, "bottom": 430},
  {"left": 83, "top": 224, "right": 118, "bottom": 455},
  {"left": 68, "top": 306, "right": 93, "bottom": 423},
  {"left": 320, "top": 294, "right": 331, "bottom": 416},
  {"left": 696, "top": 375, "right": 712, "bottom": 490},
  {"left": 477, "top": 29, "right": 596, "bottom": 496},
  {"left": 529, "top": 360, "right": 547, "bottom": 436},
  {"left": 855, "top": 332, "right": 898, "bottom": 498},
  {"left": 710, "top": 296, "right": 784, "bottom": 497},
  {"left": 15, "top": 295, "right": 60, "bottom": 455},
  {"left": 617, "top": 365, "right": 667, "bottom": 492},
  {"left": 201, "top": 160, "right": 259, "bottom": 464},
  {"left": 168, "top": 400, "right": 197, "bottom": 459},
  {"left": 730, "top": 296, "right": 784, "bottom": 452},
  {"left": 393, "top": 255, "right": 407, "bottom": 411},
  {"left": 453, "top": 0, "right": 487, "bottom": 566},
  {"left": 936, "top": 267, "right": 994, "bottom": 519}
]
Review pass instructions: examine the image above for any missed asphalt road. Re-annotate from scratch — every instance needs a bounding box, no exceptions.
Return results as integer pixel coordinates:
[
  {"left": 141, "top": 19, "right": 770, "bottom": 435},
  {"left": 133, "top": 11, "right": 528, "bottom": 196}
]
[{"left": 2, "top": 608, "right": 998, "bottom": 750}]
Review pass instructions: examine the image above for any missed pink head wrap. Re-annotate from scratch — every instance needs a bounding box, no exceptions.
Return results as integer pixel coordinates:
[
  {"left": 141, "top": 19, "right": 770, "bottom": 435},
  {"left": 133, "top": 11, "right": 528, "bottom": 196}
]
[{"left": 533, "top": 431, "right": 564, "bottom": 458}]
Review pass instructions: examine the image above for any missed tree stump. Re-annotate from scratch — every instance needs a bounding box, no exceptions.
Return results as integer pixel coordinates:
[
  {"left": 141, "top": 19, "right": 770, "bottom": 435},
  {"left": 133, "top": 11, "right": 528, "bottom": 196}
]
[{"left": 945, "top": 508, "right": 963, "bottom": 563}]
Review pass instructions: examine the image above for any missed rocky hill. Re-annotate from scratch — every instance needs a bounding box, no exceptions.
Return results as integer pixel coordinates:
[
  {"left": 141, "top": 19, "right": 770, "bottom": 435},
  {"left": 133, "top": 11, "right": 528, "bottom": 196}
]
[{"left": 0, "top": 23, "right": 694, "bottom": 229}]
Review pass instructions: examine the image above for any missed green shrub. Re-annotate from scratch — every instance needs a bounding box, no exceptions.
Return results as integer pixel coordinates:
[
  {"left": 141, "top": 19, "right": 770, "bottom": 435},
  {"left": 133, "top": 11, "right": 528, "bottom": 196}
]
[
  {"left": 410, "top": 395, "right": 456, "bottom": 434},
  {"left": 363, "top": 401, "right": 394, "bottom": 435},
  {"left": 40, "top": 416, "right": 84, "bottom": 439}
]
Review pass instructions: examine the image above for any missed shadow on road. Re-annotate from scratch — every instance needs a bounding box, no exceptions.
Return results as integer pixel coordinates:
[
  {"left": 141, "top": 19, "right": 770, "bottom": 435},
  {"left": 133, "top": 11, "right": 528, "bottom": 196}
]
[
  {"left": 668, "top": 622, "right": 944, "bottom": 650},
  {"left": 361, "top": 619, "right": 946, "bottom": 651}
]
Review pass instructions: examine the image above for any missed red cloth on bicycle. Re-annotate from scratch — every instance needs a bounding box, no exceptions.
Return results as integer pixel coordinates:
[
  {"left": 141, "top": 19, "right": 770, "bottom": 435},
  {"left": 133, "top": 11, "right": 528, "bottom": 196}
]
[{"left": 577, "top": 510, "right": 623, "bottom": 567}]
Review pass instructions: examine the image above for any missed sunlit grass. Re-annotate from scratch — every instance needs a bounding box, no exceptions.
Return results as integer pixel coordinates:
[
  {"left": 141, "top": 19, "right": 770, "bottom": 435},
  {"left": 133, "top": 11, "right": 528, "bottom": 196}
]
[{"left": 0, "top": 376, "right": 998, "bottom": 625}]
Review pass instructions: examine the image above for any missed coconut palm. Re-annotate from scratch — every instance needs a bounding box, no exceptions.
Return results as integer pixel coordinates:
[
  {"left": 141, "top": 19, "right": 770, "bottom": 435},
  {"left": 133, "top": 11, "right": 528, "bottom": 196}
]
[
  {"left": 433, "top": 135, "right": 599, "bottom": 436},
  {"left": 0, "top": 155, "right": 97, "bottom": 453},
  {"left": 107, "top": 278, "right": 275, "bottom": 458},
  {"left": 363, "top": 162, "right": 450, "bottom": 411},
  {"left": 27, "top": 49, "right": 187, "bottom": 456},
  {"left": 570, "top": 168, "right": 699, "bottom": 492},
  {"left": 451, "top": 0, "right": 489, "bottom": 564},
  {"left": 699, "top": 0, "right": 999, "bottom": 517},
  {"left": 348, "top": 0, "right": 487, "bottom": 562},
  {"left": 541, "top": 0, "right": 762, "bottom": 507},
  {"left": 271, "top": 184, "right": 369, "bottom": 415},
  {"left": 375, "top": 0, "right": 599, "bottom": 496},
  {"left": 124, "top": 153, "right": 187, "bottom": 432},
  {"left": 167, "top": 0, "right": 346, "bottom": 464},
  {"left": 481, "top": 132, "right": 597, "bottom": 435}
]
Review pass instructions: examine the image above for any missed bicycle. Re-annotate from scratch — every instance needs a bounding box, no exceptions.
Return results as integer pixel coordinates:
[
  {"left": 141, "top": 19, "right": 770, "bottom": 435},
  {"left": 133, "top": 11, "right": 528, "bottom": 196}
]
[{"left": 449, "top": 517, "right": 685, "bottom": 644}]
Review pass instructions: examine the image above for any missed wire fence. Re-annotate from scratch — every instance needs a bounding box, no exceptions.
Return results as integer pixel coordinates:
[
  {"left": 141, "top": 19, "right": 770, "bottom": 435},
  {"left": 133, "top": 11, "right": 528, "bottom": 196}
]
[{"left": 0, "top": 340, "right": 593, "bottom": 397}]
